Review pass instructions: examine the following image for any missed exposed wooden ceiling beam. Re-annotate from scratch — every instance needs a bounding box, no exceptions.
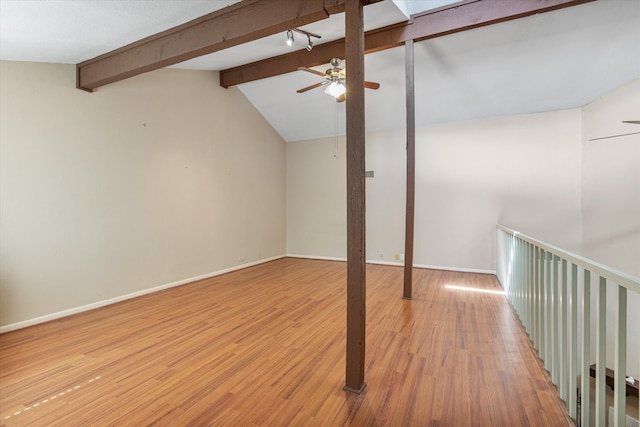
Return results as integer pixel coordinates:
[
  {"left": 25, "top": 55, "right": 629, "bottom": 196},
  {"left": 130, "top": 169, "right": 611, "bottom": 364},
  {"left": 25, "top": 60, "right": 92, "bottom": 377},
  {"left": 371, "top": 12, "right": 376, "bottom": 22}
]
[
  {"left": 76, "top": 0, "right": 382, "bottom": 92},
  {"left": 219, "top": 0, "right": 595, "bottom": 88}
]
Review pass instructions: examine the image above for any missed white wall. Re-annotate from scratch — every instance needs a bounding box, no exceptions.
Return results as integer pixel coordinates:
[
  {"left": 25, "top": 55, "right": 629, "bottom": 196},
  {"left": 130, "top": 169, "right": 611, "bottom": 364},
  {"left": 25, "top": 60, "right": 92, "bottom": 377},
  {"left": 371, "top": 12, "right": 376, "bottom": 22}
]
[
  {"left": 287, "top": 109, "right": 583, "bottom": 272},
  {"left": 0, "top": 61, "right": 286, "bottom": 329},
  {"left": 582, "top": 79, "right": 640, "bottom": 276},
  {"left": 286, "top": 137, "right": 347, "bottom": 258},
  {"left": 415, "top": 111, "right": 583, "bottom": 271},
  {"left": 581, "top": 79, "right": 640, "bottom": 379}
]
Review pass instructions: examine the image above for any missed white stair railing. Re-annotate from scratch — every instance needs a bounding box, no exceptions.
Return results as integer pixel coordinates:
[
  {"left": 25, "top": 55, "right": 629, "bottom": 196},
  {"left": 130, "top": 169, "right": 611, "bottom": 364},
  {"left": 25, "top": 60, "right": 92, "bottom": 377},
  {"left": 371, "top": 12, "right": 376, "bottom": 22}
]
[{"left": 496, "top": 225, "right": 640, "bottom": 426}]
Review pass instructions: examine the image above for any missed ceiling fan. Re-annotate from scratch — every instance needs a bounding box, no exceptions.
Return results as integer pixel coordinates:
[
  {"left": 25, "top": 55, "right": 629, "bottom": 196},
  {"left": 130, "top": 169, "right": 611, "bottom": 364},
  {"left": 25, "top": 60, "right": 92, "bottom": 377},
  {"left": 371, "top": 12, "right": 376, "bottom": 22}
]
[{"left": 296, "top": 58, "right": 380, "bottom": 102}]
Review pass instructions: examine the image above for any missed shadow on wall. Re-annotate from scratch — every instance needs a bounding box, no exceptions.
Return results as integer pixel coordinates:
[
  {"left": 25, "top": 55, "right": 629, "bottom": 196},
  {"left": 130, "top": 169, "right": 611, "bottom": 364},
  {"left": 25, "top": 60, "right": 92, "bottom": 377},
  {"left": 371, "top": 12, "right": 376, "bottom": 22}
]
[{"left": 582, "top": 226, "right": 640, "bottom": 259}]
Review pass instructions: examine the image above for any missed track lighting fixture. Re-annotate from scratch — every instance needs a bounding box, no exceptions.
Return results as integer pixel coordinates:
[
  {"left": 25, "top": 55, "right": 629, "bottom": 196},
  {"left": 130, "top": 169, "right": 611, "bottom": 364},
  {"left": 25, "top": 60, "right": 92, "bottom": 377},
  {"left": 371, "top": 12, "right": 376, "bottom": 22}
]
[
  {"left": 286, "top": 30, "right": 294, "bottom": 47},
  {"left": 285, "top": 28, "right": 321, "bottom": 49}
]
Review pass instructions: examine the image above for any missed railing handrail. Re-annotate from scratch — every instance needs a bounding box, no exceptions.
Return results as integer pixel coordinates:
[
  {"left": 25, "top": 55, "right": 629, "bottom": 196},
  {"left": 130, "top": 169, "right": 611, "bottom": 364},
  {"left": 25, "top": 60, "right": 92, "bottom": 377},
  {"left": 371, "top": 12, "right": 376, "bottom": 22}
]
[
  {"left": 497, "top": 225, "right": 639, "bottom": 425},
  {"left": 498, "top": 224, "right": 640, "bottom": 294}
]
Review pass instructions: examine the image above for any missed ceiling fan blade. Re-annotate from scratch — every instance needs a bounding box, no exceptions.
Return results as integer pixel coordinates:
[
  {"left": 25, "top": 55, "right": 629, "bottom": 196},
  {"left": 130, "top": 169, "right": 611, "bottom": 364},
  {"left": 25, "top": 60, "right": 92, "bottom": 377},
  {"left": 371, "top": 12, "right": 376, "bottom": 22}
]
[
  {"left": 336, "top": 94, "right": 346, "bottom": 103},
  {"left": 622, "top": 120, "right": 640, "bottom": 124},
  {"left": 296, "top": 82, "right": 327, "bottom": 93},
  {"left": 364, "top": 81, "right": 380, "bottom": 90},
  {"left": 297, "top": 67, "right": 327, "bottom": 78}
]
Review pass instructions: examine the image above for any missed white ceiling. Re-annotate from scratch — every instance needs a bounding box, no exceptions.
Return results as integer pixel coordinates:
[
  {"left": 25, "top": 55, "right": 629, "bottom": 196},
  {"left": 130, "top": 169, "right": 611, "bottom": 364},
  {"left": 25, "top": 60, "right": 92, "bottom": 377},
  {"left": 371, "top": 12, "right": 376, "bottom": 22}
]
[
  {"left": 0, "top": 1, "right": 239, "bottom": 63},
  {"left": 1, "top": 0, "right": 639, "bottom": 142}
]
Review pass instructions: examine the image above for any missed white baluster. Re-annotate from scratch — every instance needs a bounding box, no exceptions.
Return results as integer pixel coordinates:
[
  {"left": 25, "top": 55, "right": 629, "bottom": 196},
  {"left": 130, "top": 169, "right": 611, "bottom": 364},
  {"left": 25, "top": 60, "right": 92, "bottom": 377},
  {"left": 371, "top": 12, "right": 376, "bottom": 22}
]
[
  {"left": 569, "top": 263, "right": 578, "bottom": 420},
  {"left": 613, "top": 285, "right": 627, "bottom": 427},
  {"left": 581, "top": 269, "right": 591, "bottom": 426},
  {"left": 560, "top": 258, "right": 568, "bottom": 403},
  {"left": 595, "top": 276, "right": 606, "bottom": 426}
]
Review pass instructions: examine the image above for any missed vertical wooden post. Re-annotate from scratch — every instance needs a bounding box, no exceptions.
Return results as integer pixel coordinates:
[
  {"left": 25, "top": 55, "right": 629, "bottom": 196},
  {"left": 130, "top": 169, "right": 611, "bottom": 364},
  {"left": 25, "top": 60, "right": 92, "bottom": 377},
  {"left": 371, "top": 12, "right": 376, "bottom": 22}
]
[
  {"left": 343, "top": 0, "right": 366, "bottom": 394},
  {"left": 403, "top": 39, "right": 415, "bottom": 300}
]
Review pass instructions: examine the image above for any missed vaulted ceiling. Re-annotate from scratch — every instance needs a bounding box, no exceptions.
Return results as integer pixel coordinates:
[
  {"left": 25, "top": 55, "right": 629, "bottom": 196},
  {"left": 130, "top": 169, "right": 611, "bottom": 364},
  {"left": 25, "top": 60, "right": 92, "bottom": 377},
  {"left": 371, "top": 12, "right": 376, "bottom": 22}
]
[{"left": 1, "top": 0, "right": 639, "bottom": 142}]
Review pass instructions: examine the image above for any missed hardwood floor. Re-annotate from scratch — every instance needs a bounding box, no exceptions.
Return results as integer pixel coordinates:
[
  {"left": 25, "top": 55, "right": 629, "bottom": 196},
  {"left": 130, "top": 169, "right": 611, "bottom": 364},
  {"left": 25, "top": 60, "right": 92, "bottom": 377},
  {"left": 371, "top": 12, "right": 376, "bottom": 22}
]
[{"left": 0, "top": 258, "right": 573, "bottom": 426}]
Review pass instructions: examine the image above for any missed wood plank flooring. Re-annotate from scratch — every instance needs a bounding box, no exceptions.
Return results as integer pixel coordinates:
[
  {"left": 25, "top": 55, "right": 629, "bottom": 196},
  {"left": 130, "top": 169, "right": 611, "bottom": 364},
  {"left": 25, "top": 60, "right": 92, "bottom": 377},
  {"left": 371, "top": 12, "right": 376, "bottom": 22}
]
[{"left": 0, "top": 258, "right": 573, "bottom": 426}]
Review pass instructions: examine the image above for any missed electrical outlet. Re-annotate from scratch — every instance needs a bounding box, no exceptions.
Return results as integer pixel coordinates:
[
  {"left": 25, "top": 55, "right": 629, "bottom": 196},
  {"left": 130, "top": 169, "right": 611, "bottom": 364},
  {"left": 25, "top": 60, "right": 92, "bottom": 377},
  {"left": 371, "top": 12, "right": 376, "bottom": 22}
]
[
  {"left": 238, "top": 256, "right": 245, "bottom": 262},
  {"left": 400, "top": 253, "right": 405, "bottom": 261},
  {"left": 381, "top": 253, "right": 384, "bottom": 259}
]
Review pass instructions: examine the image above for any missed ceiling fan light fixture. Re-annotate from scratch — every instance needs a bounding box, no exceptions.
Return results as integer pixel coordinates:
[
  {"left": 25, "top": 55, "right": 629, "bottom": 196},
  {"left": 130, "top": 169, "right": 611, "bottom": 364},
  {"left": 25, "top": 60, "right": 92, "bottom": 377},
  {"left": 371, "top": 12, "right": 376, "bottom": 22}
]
[
  {"left": 325, "top": 81, "right": 346, "bottom": 98},
  {"left": 306, "top": 35, "right": 313, "bottom": 51},
  {"left": 286, "top": 30, "right": 294, "bottom": 47}
]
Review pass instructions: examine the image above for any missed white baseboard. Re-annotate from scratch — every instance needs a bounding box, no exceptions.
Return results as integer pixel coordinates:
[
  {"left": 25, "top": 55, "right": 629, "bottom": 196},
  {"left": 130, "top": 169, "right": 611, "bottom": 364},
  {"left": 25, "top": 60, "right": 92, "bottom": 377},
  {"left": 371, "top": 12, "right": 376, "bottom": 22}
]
[
  {"left": 1, "top": 254, "right": 494, "bottom": 334},
  {"left": 286, "top": 254, "right": 346, "bottom": 262},
  {"left": 366, "top": 260, "right": 403, "bottom": 267},
  {"left": 287, "top": 254, "right": 496, "bottom": 275},
  {"left": 0, "top": 255, "right": 285, "bottom": 334},
  {"left": 412, "top": 262, "right": 495, "bottom": 275}
]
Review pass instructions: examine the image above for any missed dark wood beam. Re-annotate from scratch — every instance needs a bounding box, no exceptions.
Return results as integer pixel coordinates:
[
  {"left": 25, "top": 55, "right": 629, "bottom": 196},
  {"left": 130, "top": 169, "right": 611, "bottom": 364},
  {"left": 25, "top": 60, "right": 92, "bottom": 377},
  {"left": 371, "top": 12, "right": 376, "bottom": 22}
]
[
  {"left": 76, "top": 0, "right": 382, "bottom": 92},
  {"left": 219, "top": 0, "right": 595, "bottom": 87},
  {"left": 403, "top": 39, "right": 415, "bottom": 300},
  {"left": 343, "top": 0, "right": 366, "bottom": 395},
  {"left": 220, "top": 38, "right": 348, "bottom": 89}
]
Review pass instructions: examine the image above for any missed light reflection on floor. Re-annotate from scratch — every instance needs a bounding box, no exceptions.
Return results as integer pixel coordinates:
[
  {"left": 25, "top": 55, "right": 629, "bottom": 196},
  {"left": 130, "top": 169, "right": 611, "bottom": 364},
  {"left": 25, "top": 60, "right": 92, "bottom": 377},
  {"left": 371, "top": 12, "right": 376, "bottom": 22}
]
[
  {"left": 445, "top": 284, "right": 506, "bottom": 295},
  {"left": 2, "top": 376, "right": 101, "bottom": 421}
]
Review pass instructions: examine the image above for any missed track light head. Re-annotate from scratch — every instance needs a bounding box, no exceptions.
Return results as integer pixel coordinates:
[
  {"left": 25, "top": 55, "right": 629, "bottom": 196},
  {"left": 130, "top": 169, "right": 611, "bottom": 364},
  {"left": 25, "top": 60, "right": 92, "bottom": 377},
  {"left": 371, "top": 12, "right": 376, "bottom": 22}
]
[{"left": 286, "top": 28, "right": 320, "bottom": 51}]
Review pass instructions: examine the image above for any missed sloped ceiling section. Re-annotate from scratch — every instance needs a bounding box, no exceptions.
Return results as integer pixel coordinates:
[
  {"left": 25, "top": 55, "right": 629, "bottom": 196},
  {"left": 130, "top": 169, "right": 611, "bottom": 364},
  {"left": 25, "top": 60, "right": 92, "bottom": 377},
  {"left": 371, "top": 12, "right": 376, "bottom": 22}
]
[
  {"left": 0, "top": 1, "right": 243, "bottom": 63},
  {"left": 238, "top": 0, "right": 640, "bottom": 142}
]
